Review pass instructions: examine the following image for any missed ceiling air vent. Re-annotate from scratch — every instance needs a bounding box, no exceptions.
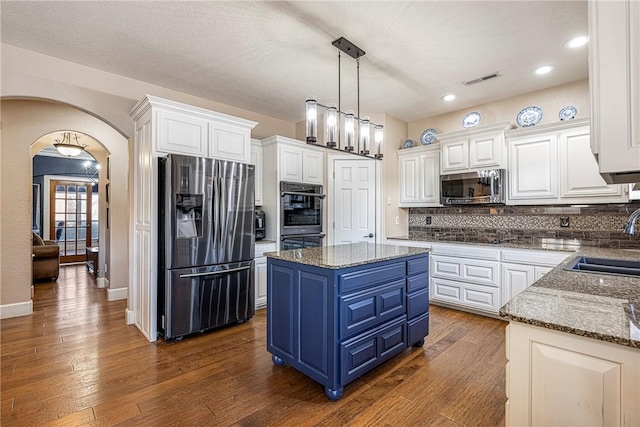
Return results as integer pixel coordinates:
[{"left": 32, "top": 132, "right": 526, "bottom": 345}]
[{"left": 463, "top": 72, "right": 501, "bottom": 86}]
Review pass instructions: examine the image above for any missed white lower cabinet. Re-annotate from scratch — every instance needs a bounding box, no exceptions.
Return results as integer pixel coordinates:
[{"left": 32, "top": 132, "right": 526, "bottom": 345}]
[
  {"left": 430, "top": 243, "right": 502, "bottom": 314},
  {"left": 506, "top": 322, "right": 640, "bottom": 427},
  {"left": 501, "top": 249, "right": 569, "bottom": 304},
  {"left": 255, "top": 242, "right": 276, "bottom": 309}
]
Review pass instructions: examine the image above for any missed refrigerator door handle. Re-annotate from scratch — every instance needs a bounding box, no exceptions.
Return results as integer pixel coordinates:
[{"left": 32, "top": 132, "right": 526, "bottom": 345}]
[{"left": 179, "top": 265, "right": 251, "bottom": 278}]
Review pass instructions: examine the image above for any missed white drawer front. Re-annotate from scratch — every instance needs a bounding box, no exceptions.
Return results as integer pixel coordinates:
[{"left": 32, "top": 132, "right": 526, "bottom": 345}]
[
  {"left": 431, "top": 277, "right": 500, "bottom": 314},
  {"left": 432, "top": 243, "right": 500, "bottom": 261},
  {"left": 431, "top": 278, "right": 462, "bottom": 303},
  {"left": 432, "top": 255, "right": 499, "bottom": 287}
]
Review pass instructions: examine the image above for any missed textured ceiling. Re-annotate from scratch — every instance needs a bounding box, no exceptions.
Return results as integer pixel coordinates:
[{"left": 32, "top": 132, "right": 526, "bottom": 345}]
[{"left": 1, "top": 1, "right": 588, "bottom": 123}]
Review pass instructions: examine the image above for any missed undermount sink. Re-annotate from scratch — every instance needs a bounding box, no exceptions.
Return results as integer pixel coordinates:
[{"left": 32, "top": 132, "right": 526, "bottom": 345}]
[{"left": 564, "top": 256, "right": 640, "bottom": 278}]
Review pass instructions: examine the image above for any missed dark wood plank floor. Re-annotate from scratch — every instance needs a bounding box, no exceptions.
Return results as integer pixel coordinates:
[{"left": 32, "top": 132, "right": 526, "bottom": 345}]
[{"left": 1, "top": 264, "right": 507, "bottom": 426}]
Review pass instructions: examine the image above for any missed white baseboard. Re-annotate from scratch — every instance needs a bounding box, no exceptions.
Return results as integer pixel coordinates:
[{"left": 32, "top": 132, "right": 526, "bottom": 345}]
[
  {"left": 125, "top": 308, "right": 135, "bottom": 325},
  {"left": 107, "top": 287, "right": 127, "bottom": 301},
  {"left": 0, "top": 300, "right": 33, "bottom": 319},
  {"left": 97, "top": 277, "right": 108, "bottom": 289}
]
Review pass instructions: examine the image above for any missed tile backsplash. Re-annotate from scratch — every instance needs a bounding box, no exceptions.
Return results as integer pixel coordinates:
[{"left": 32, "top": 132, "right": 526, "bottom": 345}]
[{"left": 408, "top": 203, "right": 640, "bottom": 249}]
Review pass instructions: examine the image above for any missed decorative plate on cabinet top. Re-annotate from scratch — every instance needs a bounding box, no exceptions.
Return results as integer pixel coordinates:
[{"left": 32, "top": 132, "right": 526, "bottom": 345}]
[
  {"left": 462, "top": 112, "right": 481, "bottom": 128},
  {"left": 558, "top": 106, "right": 577, "bottom": 121},
  {"left": 420, "top": 128, "right": 437, "bottom": 145},
  {"left": 516, "top": 106, "right": 543, "bottom": 127},
  {"left": 403, "top": 139, "right": 414, "bottom": 149}
]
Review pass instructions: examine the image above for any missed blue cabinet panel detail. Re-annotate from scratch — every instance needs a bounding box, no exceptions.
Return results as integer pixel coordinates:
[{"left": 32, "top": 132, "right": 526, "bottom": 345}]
[
  {"left": 267, "top": 252, "right": 429, "bottom": 400},
  {"left": 338, "top": 262, "right": 405, "bottom": 294},
  {"left": 407, "top": 288, "right": 429, "bottom": 319},
  {"left": 407, "top": 271, "right": 429, "bottom": 293}
]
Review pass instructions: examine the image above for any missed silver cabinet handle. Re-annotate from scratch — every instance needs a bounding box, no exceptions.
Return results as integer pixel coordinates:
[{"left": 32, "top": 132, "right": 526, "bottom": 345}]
[
  {"left": 363, "top": 233, "right": 374, "bottom": 238},
  {"left": 179, "top": 265, "right": 250, "bottom": 278}
]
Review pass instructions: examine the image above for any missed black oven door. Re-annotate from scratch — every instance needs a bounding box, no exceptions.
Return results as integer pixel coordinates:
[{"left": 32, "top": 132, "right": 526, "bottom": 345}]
[
  {"left": 281, "top": 233, "right": 325, "bottom": 250},
  {"left": 280, "top": 182, "right": 324, "bottom": 235}
]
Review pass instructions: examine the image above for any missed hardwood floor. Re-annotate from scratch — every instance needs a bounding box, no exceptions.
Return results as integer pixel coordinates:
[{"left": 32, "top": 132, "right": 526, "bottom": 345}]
[{"left": 1, "top": 265, "right": 507, "bottom": 426}]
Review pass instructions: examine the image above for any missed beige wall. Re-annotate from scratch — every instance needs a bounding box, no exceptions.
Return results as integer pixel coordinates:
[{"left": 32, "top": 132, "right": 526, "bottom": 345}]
[
  {"left": 1, "top": 100, "right": 129, "bottom": 308},
  {"left": 0, "top": 44, "right": 298, "bottom": 314},
  {"left": 409, "top": 79, "right": 589, "bottom": 139}
]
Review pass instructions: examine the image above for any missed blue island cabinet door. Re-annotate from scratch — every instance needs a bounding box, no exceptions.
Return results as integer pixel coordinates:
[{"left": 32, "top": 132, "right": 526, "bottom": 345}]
[{"left": 267, "top": 262, "right": 295, "bottom": 360}]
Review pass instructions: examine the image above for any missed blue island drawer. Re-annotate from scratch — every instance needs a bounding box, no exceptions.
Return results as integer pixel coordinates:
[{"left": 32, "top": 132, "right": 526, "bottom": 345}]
[
  {"left": 407, "top": 256, "right": 429, "bottom": 276},
  {"left": 340, "top": 316, "right": 407, "bottom": 385},
  {"left": 339, "top": 280, "right": 406, "bottom": 340},
  {"left": 338, "top": 262, "right": 405, "bottom": 294},
  {"left": 407, "top": 271, "right": 429, "bottom": 293},
  {"left": 407, "top": 288, "right": 429, "bottom": 319},
  {"left": 408, "top": 313, "right": 429, "bottom": 345}
]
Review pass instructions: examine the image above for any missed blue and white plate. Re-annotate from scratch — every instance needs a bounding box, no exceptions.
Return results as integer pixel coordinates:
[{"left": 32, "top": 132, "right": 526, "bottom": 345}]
[
  {"left": 559, "top": 106, "right": 577, "bottom": 121},
  {"left": 462, "top": 112, "right": 481, "bottom": 128},
  {"left": 420, "top": 128, "right": 437, "bottom": 145},
  {"left": 516, "top": 106, "right": 543, "bottom": 127},
  {"left": 403, "top": 139, "right": 414, "bottom": 149}
]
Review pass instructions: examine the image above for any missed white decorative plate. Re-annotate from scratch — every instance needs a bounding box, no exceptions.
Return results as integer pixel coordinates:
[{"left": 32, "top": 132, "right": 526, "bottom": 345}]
[
  {"left": 559, "top": 106, "right": 577, "bottom": 121},
  {"left": 403, "top": 139, "right": 414, "bottom": 149},
  {"left": 516, "top": 106, "right": 543, "bottom": 127},
  {"left": 462, "top": 112, "right": 481, "bottom": 128},
  {"left": 420, "top": 128, "right": 437, "bottom": 145}
]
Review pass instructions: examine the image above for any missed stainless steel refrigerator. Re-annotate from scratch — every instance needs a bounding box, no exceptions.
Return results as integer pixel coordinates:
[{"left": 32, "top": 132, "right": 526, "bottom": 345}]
[{"left": 158, "top": 154, "right": 255, "bottom": 340}]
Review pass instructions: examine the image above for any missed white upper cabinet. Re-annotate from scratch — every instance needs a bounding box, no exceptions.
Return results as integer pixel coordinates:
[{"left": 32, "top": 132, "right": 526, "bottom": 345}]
[
  {"left": 208, "top": 122, "right": 251, "bottom": 163},
  {"left": 144, "top": 95, "right": 257, "bottom": 162},
  {"left": 508, "top": 131, "right": 559, "bottom": 201},
  {"left": 274, "top": 137, "right": 324, "bottom": 185},
  {"left": 439, "top": 122, "right": 512, "bottom": 174},
  {"left": 589, "top": 0, "right": 640, "bottom": 183},
  {"left": 507, "top": 119, "right": 628, "bottom": 205},
  {"left": 398, "top": 145, "right": 440, "bottom": 207},
  {"left": 250, "top": 139, "right": 263, "bottom": 206},
  {"left": 156, "top": 110, "right": 208, "bottom": 157}
]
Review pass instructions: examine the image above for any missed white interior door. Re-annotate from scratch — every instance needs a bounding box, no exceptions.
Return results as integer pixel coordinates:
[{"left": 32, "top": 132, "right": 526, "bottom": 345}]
[{"left": 333, "top": 159, "right": 376, "bottom": 244}]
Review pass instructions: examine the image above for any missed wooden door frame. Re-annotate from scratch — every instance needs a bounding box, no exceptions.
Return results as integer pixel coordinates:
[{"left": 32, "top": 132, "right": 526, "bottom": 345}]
[
  {"left": 48, "top": 179, "right": 94, "bottom": 263},
  {"left": 326, "top": 155, "right": 382, "bottom": 246}
]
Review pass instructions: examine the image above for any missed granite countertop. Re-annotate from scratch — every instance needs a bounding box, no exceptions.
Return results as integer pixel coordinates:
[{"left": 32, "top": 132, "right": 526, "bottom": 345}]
[
  {"left": 265, "top": 243, "right": 430, "bottom": 269},
  {"left": 499, "top": 247, "right": 640, "bottom": 349}
]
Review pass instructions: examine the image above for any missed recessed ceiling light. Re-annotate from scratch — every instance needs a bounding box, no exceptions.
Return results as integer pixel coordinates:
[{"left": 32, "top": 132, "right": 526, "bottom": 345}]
[
  {"left": 441, "top": 94, "right": 456, "bottom": 102},
  {"left": 564, "top": 35, "right": 589, "bottom": 49},
  {"left": 533, "top": 65, "right": 555, "bottom": 75}
]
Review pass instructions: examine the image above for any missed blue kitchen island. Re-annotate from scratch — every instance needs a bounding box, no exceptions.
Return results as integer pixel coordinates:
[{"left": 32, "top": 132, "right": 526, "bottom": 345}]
[{"left": 265, "top": 243, "right": 430, "bottom": 400}]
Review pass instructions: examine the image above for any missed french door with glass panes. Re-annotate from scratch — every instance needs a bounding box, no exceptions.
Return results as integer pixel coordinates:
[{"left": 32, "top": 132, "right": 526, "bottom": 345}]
[{"left": 49, "top": 180, "right": 96, "bottom": 263}]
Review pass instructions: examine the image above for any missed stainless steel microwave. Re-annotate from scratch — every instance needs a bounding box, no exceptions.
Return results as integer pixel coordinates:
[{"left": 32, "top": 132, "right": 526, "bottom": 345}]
[{"left": 440, "top": 169, "right": 506, "bottom": 205}]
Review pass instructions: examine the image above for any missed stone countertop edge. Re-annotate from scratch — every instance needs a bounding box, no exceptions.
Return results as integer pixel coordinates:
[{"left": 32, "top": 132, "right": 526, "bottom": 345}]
[
  {"left": 386, "top": 236, "right": 583, "bottom": 252},
  {"left": 499, "top": 246, "right": 640, "bottom": 349},
  {"left": 264, "top": 243, "right": 430, "bottom": 270}
]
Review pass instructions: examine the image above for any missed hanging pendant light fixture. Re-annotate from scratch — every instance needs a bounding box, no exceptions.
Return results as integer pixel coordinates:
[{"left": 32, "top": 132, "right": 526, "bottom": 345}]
[
  {"left": 54, "top": 132, "right": 87, "bottom": 157},
  {"left": 306, "top": 37, "right": 383, "bottom": 160}
]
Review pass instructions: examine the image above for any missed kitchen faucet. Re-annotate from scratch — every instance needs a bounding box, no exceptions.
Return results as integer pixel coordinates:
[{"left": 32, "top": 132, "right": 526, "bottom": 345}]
[{"left": 623, "top": 207, "right": 640, "bottom": 235}]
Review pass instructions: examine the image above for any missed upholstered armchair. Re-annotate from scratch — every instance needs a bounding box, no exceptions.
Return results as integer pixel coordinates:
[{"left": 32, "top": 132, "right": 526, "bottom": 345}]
[{"left": 32, "top": 232, "right": 60, "bottom": 281}]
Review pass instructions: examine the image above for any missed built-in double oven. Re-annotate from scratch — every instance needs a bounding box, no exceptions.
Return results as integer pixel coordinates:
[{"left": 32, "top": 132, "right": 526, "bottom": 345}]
[{"left": 280, "top": 181, "right": 325, "bottom": 250}]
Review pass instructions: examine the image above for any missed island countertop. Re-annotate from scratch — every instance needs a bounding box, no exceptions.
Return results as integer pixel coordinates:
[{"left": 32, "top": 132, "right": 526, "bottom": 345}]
[
  {"left": 500, "top": 247, "right": 640, "bottom": 349},
  {"left": 264, "top": 243, "right": 430, "bottom": 269}
]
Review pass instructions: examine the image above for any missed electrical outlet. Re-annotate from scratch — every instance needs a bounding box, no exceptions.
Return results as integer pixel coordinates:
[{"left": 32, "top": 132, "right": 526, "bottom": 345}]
[
  {"left": 104, "top": 263, "right": 108, "bottom": 273},
  {"left": 395, "top": 216, "right": 399, "bottom": 225},
  {"left": 426, "top": 216, "right": 432, "bottom": 225},
  {"left": 560, "top": 217, "right": 570, "bottom": 228}
]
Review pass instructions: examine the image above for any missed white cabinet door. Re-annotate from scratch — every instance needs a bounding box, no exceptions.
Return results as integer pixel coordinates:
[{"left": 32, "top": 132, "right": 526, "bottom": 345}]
[
  {"left": 559, "top": 126, "right": 626, "bottom": 200},
  {"left": 156, "top": 110, "right": 208, "bottom": 156},
  {"left": 507, "top": 322, "right": 640, "bottom": 427},
  {"left": 255, "top": 256, "right": 267, "bottom": 309},
  {"left": 589, "top": 0, "right": 640, "bottom": 181},
  {"left": 502, "top": 263, "right": 535, "bottom": 305},
  {"left": 279, "top": 145, "right": 303, "bottom": 183},
  {"left": 441, "top": 140, "right": 469, "bottom": 173},
  {"left": 250, "top": 140, "right": 263, "bottom": 206},
  {"left": 508, "top": 133, "right": 558, "bottom": 201},
  {"left": 398, "top": 155, "right": 419, "bottom": 205},
  {"left": 398, "top": 147, "right": 440, "bottom": 207},
  {"left": 469, "top": 133, "right": 503, "bottom": 169},
  {"left": 209, "top": 122, "right": 250, "bottom": 163},
  {"left": 302, "top": 149, "right": 323, "bottom": 184},
  {"left": 418, "top": 151, "right": 440, "bottom": 204}
]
